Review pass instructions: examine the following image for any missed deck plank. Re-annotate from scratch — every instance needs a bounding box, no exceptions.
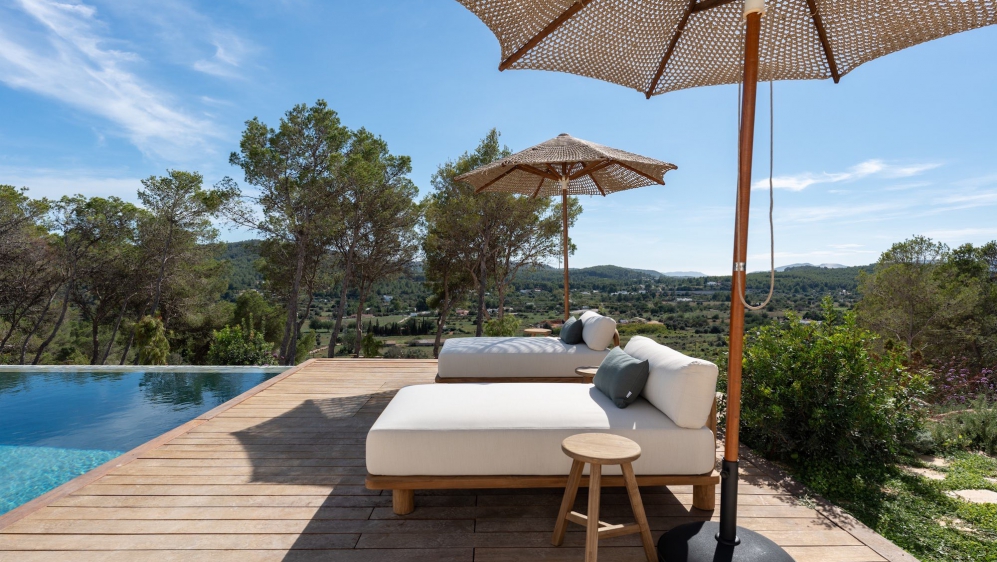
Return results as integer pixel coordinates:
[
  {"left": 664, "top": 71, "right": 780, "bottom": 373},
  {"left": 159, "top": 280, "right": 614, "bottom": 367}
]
[{"left": 0, "top": 358, "right": 908, "bottom": 561}]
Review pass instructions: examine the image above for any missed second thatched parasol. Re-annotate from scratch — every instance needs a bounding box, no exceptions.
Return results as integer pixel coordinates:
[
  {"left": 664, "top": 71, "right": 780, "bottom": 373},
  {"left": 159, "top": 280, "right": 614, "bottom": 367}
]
[{"left": 456, "top": 132, "right": 676, "bottom": 320}]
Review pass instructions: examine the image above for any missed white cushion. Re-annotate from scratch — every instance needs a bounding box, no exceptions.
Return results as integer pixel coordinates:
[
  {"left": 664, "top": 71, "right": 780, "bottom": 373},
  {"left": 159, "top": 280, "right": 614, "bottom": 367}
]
[
  {"left": 367, "top": 383, "right": 716, "bottom": 476},
  {"left": 624, "top": 336, "right": 719, "bottom": 429},
  {"left": 580, "top": 312, "right": 617, "bottom": 351},
  {"left": 579, "top": 310, "right": 599, "bottom": 323},
  {"left": 437, "top": 337, "right": 609, "bottom": 379}
]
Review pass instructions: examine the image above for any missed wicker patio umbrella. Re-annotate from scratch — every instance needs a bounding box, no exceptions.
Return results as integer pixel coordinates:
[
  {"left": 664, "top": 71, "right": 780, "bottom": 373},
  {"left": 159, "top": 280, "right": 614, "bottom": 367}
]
[
  {"left": 455, "top": 1, "right": 997, "bottom": 561},
  {"left": 456, "top": 133, "right": 676, "bottom": 321}
]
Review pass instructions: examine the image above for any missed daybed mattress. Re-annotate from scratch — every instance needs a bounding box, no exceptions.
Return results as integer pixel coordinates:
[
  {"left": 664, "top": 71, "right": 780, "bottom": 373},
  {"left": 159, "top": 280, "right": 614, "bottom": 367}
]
[
  {"left": 366, "top": 383, "right": 716, "bottom": 477},
  {"left": 437, "top": 337, "right": 610, "bottom": 379}
]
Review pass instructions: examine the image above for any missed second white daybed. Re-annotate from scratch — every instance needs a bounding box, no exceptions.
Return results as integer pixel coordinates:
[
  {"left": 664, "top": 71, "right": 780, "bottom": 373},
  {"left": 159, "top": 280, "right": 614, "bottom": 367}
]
[
  {"left": 436, "top": 310, "right": 619, "bottom": 383},
  {"left": 367, "top": 336, "right": 720, "bottom": 514}
]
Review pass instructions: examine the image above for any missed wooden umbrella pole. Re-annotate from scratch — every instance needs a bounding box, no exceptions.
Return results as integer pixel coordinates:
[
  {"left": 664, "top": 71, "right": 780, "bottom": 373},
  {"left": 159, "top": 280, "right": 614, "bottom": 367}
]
[
  {"left": 718, "top": 9, "right": 762, "bottom": 545},
  {"left": 561, "top": 179, "right": 570, "bottom": 320}
]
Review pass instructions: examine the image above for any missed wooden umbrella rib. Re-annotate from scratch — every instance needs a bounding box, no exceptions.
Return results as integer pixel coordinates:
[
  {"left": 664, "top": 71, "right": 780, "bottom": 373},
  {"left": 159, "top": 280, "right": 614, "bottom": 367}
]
[
  {"left": 530, "top": 176, "right": 546, "bottom": 198},
  {"left": 474, "top": 165, "right": 520, "bottom": 193},
  {"left": 499, "top": 0, "right": 593, "bottom": 71},
  {"left": 567, "top": 159, "right": 612, "bottom": 180},
  {"left": 645, "top": 0, "right": 697, "bottom": 99},
  {"left": 589, "top": 173, "right": 608, "bottom": 196},
  {"left": 614, "top": 161, "right": 666, "bottom": 185},
  {"left": 806, "top": 0, "right": 840, "bottom": 82},
  {"left": 520, "top": 164, "right": 562, "bottom": 181}
]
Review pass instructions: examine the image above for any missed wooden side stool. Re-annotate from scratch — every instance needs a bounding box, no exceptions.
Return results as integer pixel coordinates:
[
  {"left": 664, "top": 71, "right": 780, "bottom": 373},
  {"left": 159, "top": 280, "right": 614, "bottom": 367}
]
[{"left": 552, "top": 433, "right": 655, "bottom": 562}]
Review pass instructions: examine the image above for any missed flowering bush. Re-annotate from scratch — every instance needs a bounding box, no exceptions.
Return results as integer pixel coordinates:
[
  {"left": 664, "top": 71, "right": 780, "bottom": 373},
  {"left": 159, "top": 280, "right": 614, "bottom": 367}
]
[{"left": 930, "top": 356, "right": 997, "bottom": 405}]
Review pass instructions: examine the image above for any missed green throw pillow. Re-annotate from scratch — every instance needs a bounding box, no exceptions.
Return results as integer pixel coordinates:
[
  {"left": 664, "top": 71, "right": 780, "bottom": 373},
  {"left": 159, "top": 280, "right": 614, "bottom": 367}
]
[
  {"left": 593, "top": 347, "right": 650, "bottom": 408},
  {"left": 559, "top": 316, "right": 583, "bottom": 345}
]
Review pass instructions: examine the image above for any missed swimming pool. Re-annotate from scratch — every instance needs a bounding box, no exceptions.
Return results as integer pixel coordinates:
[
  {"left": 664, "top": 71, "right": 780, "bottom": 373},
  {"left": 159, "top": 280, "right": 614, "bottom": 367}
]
[{"left": 0, "top": 367, "right": 285, "bottom": 515}]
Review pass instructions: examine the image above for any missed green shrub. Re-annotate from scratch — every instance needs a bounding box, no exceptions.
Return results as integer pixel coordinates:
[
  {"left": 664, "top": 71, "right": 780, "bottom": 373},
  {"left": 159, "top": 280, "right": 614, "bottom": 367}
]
[
  {"left": 740, "top": 297, "right": 929, "bottom": 471},
  {"left": 135, "top": 316, "right": 169, "bottom": 365},
  {"left": 928, "top": 396, "right": 997, "bottom": 455},
  {"left": 484, "top": 315, "right": 521, "bottom": 337},
  {"left": 360, "top": 331, "right": 382, "bottom": 358},
  {"left": 383, "top": 346, "right": 427, "bottom": 359},
  {"left": 207, "top": 323, "right": 277, "bottom": 366},
  {"left": 294, "top": 331, "right": 316, "bottom": 364},
  {"left": 336, "top": 327, "right": 356, "bottom": 356},
  {"left": 617, "top": 323, "right": 668, "bottom": 337}
]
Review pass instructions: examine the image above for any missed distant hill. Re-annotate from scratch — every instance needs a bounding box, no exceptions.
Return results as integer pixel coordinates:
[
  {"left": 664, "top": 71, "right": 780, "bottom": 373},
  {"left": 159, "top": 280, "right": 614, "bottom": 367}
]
[
  {"left": 662, "top": 271, "right": 707, "bottom": 278},
  {"left": 775, "top": 262, "right": 848, "bottom": 272},
  {"left": 221, "top": 240, "right": 263, "bottom": 299}
]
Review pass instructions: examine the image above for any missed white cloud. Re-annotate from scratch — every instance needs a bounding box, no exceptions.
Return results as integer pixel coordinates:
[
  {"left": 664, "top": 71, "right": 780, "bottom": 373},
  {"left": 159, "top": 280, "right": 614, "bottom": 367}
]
[
  {"left": 753, "top": 159, "right": 941, "bottom": 191},
  {"left": 0, "top": 0, "right": 221, "bottom": 159},
  {"left": 937, "top": 191, "right": 997, "bottom": 208},
  {"left": 775, "top": 200, "right": 918, "bottom": 224},
  {"left": 192, "top": 32, "right": 251, "bottom": 79},
  {"left": 922, "top": 227, "right": 997, "bottom": 242},
  {"left": 0, "top": 166, "right": 141, "bottom": 200}
]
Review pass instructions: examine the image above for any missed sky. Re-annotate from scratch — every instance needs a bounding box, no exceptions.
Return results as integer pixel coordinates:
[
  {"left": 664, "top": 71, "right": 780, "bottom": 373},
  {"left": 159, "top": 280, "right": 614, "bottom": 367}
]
[{"left": 0, "top": 0, "right": 995, "bottom": 276}]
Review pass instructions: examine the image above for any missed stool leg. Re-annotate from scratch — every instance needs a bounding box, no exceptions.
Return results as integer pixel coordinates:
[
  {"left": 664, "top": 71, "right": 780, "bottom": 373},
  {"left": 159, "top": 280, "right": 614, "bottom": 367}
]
[
  {"left": 621, "top": 463, "right": 656, "bottom": 562},
  {"left": 552, "top": 459, "right": 584, "bottom": 546},
  {"left": 585, "top": 463, "right": 601, "bottom": 562}
]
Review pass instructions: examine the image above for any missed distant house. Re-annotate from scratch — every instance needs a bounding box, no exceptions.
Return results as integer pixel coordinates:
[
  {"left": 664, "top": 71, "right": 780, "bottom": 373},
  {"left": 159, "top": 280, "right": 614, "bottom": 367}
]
[
  {"left": 707, "top": 281, "right": 719, "bottom": 287},
  {"left": 382, "top": 295, "right": 393, "bottom": 302},
  {"left": 676, "top": 297, "right": 693, "bottom": 302},
  {"left": 519, "top": 289, "right": 530, "bottom": 294},
  {"left": 455, "top": 309, "right": 469, "bottom": 317}
]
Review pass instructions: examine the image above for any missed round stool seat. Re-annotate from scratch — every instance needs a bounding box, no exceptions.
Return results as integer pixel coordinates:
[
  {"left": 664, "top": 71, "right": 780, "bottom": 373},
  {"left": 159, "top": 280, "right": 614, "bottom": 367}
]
[{"left": 561, "top": 433, "right": 641, "bottom": 465}]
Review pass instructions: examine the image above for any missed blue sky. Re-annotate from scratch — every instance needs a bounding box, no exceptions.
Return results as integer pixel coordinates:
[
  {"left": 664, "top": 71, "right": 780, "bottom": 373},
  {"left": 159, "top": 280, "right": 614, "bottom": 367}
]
[{"left": 0, "top": 0, "right": 995, "bottom": 275}]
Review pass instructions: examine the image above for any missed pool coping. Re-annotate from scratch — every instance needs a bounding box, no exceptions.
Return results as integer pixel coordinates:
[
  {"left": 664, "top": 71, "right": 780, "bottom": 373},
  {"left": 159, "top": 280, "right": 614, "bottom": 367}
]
[
  {"left": 0, "top": 365, "right": 288, "bottom": 372},
  {"left": 0, "top": 359, "right": 316, "bottom": 531}
]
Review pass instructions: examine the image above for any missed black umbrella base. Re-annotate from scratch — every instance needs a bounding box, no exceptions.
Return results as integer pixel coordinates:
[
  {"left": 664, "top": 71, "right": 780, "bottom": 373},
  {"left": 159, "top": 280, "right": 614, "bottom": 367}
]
[{"left": 657, "top": 521, "right": 796, "bottom": 562}]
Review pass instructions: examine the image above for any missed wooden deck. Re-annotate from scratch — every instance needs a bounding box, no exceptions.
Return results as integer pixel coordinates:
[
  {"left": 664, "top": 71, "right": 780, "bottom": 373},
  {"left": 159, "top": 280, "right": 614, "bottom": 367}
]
[{"left": 0, "top": 359, "right": 912, "bottom": 561}]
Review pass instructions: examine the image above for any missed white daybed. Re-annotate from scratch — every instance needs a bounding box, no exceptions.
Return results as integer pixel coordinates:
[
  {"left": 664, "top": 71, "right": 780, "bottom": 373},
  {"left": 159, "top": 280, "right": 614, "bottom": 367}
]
[
  {"left": 367, "top": 336, "right": 720, "bottom": 514},
  {"left": 436, "top": 311, "right": 620, "bottom": 383}
]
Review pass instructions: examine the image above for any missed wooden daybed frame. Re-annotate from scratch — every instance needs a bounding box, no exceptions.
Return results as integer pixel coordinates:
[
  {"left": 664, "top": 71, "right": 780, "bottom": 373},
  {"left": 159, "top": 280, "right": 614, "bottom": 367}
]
[
  {"left": 366, "top": 394, "right": 721, "bottom": 515},
  {"left": 433, "top": 331, "right": 621, "bottom": 384}
]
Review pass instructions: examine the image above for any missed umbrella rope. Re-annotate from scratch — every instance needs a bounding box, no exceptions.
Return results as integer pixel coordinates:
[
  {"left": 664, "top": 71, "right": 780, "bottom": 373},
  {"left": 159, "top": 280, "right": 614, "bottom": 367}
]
[{"left": 735, "top": 79, "right": 776, "bottom": 312}]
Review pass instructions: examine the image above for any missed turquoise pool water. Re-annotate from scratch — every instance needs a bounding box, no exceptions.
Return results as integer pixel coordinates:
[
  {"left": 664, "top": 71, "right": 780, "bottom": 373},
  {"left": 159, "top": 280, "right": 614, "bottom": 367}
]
[{"left": 0, "top": 367, "right": 284, "bottom": 515}]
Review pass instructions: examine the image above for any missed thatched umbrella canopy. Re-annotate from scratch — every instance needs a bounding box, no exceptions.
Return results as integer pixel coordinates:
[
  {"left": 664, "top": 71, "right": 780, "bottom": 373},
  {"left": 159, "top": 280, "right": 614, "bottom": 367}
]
[
  {"left": 457, "top": 133, "right": 676, "bottom": 320},
  {"left": 455, "top": 1, "right": 997, "bottom": 560}
]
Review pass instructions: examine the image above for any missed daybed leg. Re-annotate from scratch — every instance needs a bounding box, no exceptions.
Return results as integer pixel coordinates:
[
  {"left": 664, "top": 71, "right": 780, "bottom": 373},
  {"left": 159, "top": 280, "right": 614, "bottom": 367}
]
[
  {"left": 393, "top": 489, "right": 415, "bottom": 515},
  {"left": 692, "top": 483, "right": 716, "bottom": 511}
]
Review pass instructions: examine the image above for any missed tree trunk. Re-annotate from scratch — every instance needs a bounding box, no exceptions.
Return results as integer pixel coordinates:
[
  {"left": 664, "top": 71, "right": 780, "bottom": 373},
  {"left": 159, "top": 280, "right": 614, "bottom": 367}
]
[
  {"left": 19, "top": 289, "right": 57, "bottom": 364},
  {"left": 90, "top": 313, "right": 102, "bottom": 365},
  {"left": 120, "top": 298, "right": 149, "bottom": 365},
  {"left": 328, "top": 251, "right": 354, "bottom": 358},
  {"left": 101, "top": 297, "right": 130, "bottom": 364},
  {"left": 497, "top": 277, "right": 507, "bottom": 322},
  {"left": 475, "top": 257, "right": 487, "bottom": 337},
  {"left": 0, "top": 307, "right": 27, "bottom": 352},
  {"left": 33, "top": 276, "right": 74, "bottom": 365},
  {"left": 433, "top": 274, "right": 450, "bottom": 359},
  {"left": 280, "top": 239, "right": 307, "bottom": 366},
  {"left": 353, "top": 283, "right": 371, "bottom": 358},
  {"left": 297, "top": 290, "right": 314, "bottom": 334},
  {"left": 150, "top": 221, "right": 174, "bottom": 317}
]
